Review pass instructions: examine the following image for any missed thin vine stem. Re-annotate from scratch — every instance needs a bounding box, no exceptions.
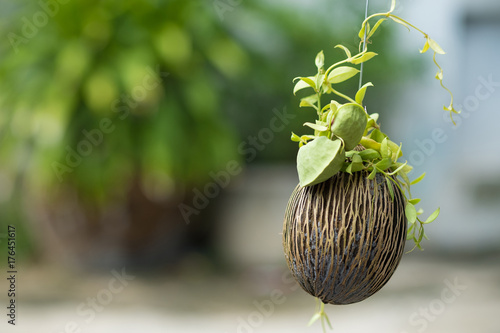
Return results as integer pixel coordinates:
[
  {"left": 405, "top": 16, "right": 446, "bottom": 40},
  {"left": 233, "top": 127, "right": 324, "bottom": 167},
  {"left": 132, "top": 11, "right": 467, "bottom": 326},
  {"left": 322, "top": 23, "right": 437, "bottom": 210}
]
[
  {"left": 324, "top": 58, "right": 351, "bottom": 79},
  {"left": 361, "top": 12, "right": 427, "bottom": 38},
  {"left": 328, "top": 87, "right": 357, "bottom": 104},
  {"left": 359, "top": 0, "right": 370, "bottom": 89}
]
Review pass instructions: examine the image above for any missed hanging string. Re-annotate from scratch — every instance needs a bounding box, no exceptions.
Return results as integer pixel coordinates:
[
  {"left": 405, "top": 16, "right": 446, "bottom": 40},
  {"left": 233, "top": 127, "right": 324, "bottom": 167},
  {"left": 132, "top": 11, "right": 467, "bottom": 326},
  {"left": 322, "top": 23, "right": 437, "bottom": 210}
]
[{"left": 359, "top": 0, "right": 370, "bottom": 89}]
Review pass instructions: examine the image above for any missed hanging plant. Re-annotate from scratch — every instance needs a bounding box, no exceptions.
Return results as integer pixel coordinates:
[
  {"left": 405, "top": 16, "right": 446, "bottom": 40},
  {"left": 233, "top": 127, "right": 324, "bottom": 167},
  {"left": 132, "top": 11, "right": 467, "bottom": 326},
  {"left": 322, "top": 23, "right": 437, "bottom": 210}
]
[{"left": 282, "top": 0, "right": 458, "bottom": 330}]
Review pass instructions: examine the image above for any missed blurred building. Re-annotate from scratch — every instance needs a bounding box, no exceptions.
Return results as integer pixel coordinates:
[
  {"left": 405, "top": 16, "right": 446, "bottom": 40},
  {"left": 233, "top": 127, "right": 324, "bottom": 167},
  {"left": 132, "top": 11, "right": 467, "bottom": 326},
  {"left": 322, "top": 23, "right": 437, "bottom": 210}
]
[{"left": 387, "top": 0, "right": 500, "bottom": 252}]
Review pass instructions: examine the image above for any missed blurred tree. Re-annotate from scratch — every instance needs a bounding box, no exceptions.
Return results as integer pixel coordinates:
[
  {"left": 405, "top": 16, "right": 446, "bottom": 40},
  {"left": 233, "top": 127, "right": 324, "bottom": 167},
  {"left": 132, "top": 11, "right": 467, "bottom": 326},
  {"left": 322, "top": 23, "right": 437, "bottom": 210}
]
[
  {"left": 0, "top": 0, "right": 410, "bottom": 268},
  {"left": 1, "top": 0, "right": 246, "bottom": 268}
]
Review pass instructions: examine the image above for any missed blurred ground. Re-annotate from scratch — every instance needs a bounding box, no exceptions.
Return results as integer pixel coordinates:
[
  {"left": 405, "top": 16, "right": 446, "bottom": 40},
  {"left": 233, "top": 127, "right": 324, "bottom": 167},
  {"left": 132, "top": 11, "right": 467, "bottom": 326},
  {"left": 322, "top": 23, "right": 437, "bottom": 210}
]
[{"left": 2, "top": 252, "right": 499, "bottom": 333}]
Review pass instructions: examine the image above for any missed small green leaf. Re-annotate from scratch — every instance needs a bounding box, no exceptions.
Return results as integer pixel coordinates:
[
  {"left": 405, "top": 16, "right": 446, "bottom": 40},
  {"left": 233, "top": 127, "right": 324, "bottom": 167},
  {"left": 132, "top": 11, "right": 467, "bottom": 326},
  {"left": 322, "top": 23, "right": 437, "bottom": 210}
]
[
  {"left": 299, "top": 100, "right": 314, "bottom": 108},
  {"left": 291, "top": 132, "right": 301, "bottom": 142},
  {"left": 360, "top": 137, "right": 381, "bottom": 151},
  {"left": 351, "top": 52, "right": 378, "bottom": 65},
  {"left": 299, "top": 95, "right": 319, "bottom": 109},
  {"left": 327, "top": 66, "right": 360, "bottom": 84},
  {"left": 423, "top": 207, "right": 440, "bottom": 224},
  {"left": 364, "top": 113, "right": 380, "bottom": 135},
  {"left": 300, "top": 135, "right": 316, "bottom": 141},
  {"left": 326, "top": 109, "right": 335, "bottom": 127},
  {"left": 367, "top": 168, "right": 377, "bottom": 180},
  {"left": 303, "top": 122, "right": 328, "bottom": 132},
  {"left": 308, "top": 313, "right": 322, "bottom": 327},
  {"left": 405, "top": 203, "right": 417, "bottom": 224},
  {"left": 330, "top": 100, "right": 341, "bottom": 114},
  {"left": 389, "top": 140, "right": 403, "bottom": 160},
  {"left": 367, "top": 18, "right": 386, "bottom": 39},
  {"left": 417, "top": 229, "right": 425, "bottom": 243},
  {"left": 402, "top": 164, "right": 413, "bottom": 174},
  {"left": 420, "top": 39, "right": 430, "bottom": 54},
  {"left": 375, "top": 157, "right": 392, "bottom": 171},
  {"left": 345, "top": 151, "right": 356, "bottom": 158},
  {"left": 368, "top": 113, "right": 379, "bottom": 123},
  {"left": 408, "top": 198, "right": 421, "bottom": 205},
  {"left": 386, "top": 177, "right": 394, "bottom": 201},
  {"left": 388, "top": 161, "right": 407, "bottom": 175},
  {"left": 380, "top": 137, "right": 390, "bottom": 159},
  {"left": 315, "top": 73, "right": 325, "bottom": 91},
  {"left": 345, "top": 162, "right": 353, "bottom": 174},
  {"left": 335, "top": 44, "right": 351, "bottom": 59},
  {"left": 352, "top": 154, "right": 363, "bottom": 164},
  {"left": 428, "top": 38, "right": 446, "bottom": 55},
  {"left": 369, "top": 128, "right": 387, "bottom": 143},
  {"left": 435, "top": 69, "right": 443, "bottom": 80},
  {"left": 358, "top": 149, "right": 380, "bottom": 160},
  {"left": 293, "top": 77, "right": 316, "bottom": 95},
  {"left": 355, "top": 82, "right": 374, "bottom": 105},
  {"left": 315, "top": 50, "right": 325, "bottom": 69},
  {"left": 351, "top": 162, "right": 364, "bottom": 173},
  {"left": 407, "top": 230, "right": 415, "bottom": 241},
  {"left": 410, "top": 172, "right": 426, "bottom": 185},
  {"left": 397, "top": 166, "right": 410, "bottom": 185},
  {"left": 358, "top": 22, "right": 367, "bottom": 40}
]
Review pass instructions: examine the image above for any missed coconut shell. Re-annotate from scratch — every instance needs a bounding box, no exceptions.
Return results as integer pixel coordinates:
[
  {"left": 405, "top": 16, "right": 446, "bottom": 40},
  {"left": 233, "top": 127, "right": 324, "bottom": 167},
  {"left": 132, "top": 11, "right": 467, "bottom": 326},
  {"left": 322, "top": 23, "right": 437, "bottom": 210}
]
[{"left": 282, "top": 171, "right": 406, "bottom": 305}]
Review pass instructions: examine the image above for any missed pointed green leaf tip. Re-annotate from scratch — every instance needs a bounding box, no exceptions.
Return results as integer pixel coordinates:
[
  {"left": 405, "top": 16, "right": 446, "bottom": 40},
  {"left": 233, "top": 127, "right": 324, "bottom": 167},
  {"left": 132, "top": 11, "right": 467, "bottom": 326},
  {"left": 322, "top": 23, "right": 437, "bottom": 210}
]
[
  {"left": 293, "top": 77, "right": 316, "bottom": 95},
  {"left": 303, "top": 122, "right": 328, "bottom": 132},
  {"left": 428, "top": 38, "right": 446, "bottom": 54},
  {"left": 355, "top": 82, "right": 373, "bottom": 105},
  {"left": 420, "top": 39, "right": 430, "bottom": 54},
  {"left": 405, "top": 202, "right": 417, "bottom": 224},
  {"left": 423, "top": 207, "right": 440, "bottom": 224},
  {"left": 410, "top": 172, "right": 426, "bottom": 185},
  {"left": 335, "top": 44, "right": 351, "bottom": 58},
  {"left": 291, "top": 132, "right": 301, "bottom": 142},
  {"left": 315, "top": 50, "right": 325, "bottom": 70},
  {"left": 351, "top": 52, "right": 378, "bottom": 65},
  {"left": 297, "top": 137, "right": 345, "bottom": 187},
  {"left": 367, "top": 18, "right": 386, "bottom": 40}
]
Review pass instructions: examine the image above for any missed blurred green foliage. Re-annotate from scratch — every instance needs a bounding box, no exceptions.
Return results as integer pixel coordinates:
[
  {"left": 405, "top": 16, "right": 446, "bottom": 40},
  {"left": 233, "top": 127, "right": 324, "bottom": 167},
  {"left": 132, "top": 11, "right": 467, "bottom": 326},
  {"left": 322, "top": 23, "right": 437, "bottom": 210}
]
[
  {"left": 0, "top": 0, "right": 410, "bottom": 204},
  {"left": 1, "top": 1, "right": 243, "bottom": 202},
  {"left": 0, "top": 0, "right": 425, "bottom": 266}
]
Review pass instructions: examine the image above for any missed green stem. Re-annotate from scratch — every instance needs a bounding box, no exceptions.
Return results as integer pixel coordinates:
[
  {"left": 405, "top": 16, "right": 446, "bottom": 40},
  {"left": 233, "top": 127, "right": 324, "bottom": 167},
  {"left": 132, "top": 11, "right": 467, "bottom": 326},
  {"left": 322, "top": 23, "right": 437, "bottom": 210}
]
[
  {"left": 329, "top": 86, "right": 357, "bottom": 104},
  {"left": 324, "top": 58, "right": 351, "bottom": 79},
  {"left": 388, "top": 14, "right": 427, "bottom": 36},
  {"left": 361, "top": 12, "right": 428, "bottom": 40},
  {"left": 317, "top": 91, "right": 322, "bottom": 117}
]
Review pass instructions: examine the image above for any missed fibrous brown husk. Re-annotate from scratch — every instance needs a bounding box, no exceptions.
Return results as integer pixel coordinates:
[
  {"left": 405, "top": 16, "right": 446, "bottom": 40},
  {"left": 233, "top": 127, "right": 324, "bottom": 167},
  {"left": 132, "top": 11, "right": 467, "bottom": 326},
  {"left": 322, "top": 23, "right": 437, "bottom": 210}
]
[{"left": 282, "top": 171, "right": 406, "bottom": 305}]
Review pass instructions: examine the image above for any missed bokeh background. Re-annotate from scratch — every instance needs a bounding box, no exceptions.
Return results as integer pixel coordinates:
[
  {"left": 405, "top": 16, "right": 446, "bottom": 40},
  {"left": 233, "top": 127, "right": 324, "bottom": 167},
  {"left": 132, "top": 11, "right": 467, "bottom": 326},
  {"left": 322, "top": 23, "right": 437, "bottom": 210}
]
[{"left": 0, "top": 0, "right": 499, "bottom": 332}]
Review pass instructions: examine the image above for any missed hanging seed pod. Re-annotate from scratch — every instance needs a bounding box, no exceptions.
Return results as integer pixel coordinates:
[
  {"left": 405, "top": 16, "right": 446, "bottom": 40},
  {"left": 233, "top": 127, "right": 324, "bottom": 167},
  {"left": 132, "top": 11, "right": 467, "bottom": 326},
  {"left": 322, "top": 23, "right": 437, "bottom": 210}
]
[{"left": 282, "top": 171, "right": 406, "bottom": 305}]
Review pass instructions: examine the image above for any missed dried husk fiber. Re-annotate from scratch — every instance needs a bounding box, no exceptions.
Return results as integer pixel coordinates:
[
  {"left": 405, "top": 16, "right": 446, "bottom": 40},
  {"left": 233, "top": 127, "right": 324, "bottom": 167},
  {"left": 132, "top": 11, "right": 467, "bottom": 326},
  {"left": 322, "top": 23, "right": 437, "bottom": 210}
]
[{"left": 282, "top": 171, "right": 406, "bottom": 305}]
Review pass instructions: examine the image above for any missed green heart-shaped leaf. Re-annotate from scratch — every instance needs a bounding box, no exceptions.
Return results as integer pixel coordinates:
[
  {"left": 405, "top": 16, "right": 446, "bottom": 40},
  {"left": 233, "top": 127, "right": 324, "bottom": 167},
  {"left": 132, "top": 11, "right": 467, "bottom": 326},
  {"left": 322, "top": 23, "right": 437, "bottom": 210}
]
[
  {"left": 297, "top": 136, "right": 345, "bottom": 187},
  {"left": 331, "top": 103, "right": 367, "bottom": 150}
]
